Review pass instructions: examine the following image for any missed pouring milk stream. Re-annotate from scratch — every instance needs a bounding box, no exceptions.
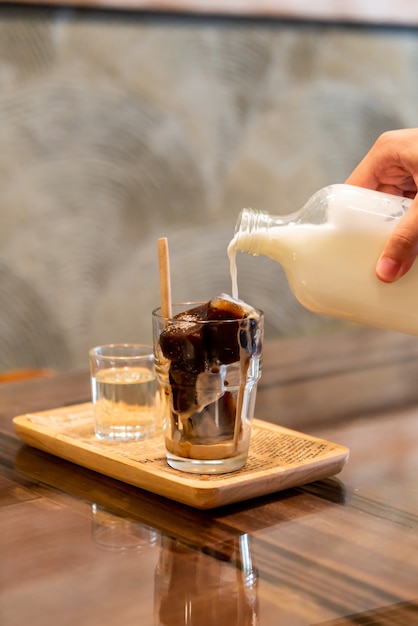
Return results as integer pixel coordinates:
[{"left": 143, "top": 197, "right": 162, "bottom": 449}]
[{"left": 228, "top": 184, "right": 418, "bottom": 336}]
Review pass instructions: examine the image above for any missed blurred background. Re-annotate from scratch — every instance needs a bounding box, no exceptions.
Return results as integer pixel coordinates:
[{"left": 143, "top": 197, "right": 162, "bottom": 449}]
[{"left": 1, "top": 5, "right": 418, "bottom": 372}]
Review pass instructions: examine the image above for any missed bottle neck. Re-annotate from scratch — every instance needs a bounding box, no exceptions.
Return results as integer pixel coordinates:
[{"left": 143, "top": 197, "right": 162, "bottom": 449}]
[{"left": 232, "top": 208, "right": 280, "bottom": 256}]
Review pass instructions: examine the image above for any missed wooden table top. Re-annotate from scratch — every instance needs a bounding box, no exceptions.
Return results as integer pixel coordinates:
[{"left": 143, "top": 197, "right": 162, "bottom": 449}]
[{"left": 1, "top": 328, "right": 418, "bottom": 625}]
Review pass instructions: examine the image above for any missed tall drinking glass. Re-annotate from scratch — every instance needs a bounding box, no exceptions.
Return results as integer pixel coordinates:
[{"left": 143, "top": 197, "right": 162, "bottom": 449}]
[{"left": 152, "top": 301, "right": 263, "bottom": 474}]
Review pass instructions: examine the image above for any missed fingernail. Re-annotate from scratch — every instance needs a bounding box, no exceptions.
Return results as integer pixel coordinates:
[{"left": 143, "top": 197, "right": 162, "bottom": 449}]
[{"left": 376, "top": 256, "right": 401, "bottom": 282}]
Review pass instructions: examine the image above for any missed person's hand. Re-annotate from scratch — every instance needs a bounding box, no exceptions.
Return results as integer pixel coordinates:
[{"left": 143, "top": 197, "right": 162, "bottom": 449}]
[{"left": 345, "top": 128, "right": 418, "bottom": 282}]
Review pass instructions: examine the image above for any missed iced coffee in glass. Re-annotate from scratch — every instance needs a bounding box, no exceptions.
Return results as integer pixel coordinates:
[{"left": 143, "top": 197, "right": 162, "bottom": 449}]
[{"left": 152, "top": 295, "right": 263, "bottom": 474}]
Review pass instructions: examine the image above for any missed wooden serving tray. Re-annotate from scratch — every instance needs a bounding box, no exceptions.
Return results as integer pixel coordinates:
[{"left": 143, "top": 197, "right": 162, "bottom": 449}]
[{"left": 13, "top": 403, "right": 349, "bottom": 509}]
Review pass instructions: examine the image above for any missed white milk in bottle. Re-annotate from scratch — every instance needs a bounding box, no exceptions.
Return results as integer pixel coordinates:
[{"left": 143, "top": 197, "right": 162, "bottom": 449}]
[{"left": 228, "top": 184, "right": 418, "bottom": 335}]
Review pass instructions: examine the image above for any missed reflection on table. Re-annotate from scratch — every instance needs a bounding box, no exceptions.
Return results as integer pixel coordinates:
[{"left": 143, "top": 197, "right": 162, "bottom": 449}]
[{"left": 155, "top": 534, "right": 258, "bottom": 626}]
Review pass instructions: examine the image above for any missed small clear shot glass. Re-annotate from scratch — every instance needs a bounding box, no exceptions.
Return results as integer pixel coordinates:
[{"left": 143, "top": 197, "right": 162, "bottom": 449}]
[{"left": 89, "top": 343, "right": 156, "bottom": 441}]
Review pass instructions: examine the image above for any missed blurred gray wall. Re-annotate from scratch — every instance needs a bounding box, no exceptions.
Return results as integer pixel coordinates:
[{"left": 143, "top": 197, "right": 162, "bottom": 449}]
[{"left": 0, "top": 8, "right": 417, "bottom": 371}]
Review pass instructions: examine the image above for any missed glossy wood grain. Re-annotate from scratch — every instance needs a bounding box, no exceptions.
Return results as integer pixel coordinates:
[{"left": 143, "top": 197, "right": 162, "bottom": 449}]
[{"left": 1, "top": 327, "right": 418, "bottom": 625}]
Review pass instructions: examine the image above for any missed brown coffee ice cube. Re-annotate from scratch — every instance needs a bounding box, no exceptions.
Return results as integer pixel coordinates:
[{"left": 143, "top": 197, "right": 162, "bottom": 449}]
[{"left": 159, "top": 295, "right": 260, "bottom": 421}]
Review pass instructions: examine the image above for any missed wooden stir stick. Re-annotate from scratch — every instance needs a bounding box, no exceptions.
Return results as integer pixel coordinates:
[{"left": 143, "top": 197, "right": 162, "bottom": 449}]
[{"left": 158, "top": 237, "right": 172, "bottom": 320}]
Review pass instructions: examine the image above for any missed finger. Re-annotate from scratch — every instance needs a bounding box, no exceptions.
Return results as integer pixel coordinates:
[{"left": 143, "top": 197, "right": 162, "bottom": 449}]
[
  {"left": 345, "top": 160, "right": 379, "bottom": 189},
  {"left": 376, "top": 196, "right": 418, "bottom": 282},
  {"left": 345, "top": 129, "right": 418, "bottom": 191}
]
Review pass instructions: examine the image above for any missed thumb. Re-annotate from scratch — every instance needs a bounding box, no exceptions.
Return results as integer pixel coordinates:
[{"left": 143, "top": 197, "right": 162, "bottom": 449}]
[{"left": 376, "top": 196, "right": 418, "bottom": 282}]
